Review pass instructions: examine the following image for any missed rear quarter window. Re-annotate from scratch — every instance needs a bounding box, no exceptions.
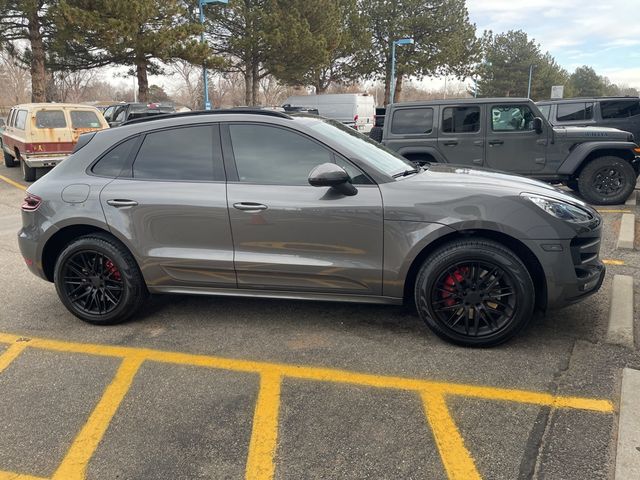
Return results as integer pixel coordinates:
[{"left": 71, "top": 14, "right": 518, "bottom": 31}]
[
  {"left": 70, "top": 110, "right": 102, "bottom": 128},
  {"left": 556, "top": 103, "right": 593, "bottom": 121},
  {"left": 391, "top": 108, "right": 434, "bottom": 134},
  {"left": 600, "top": 100, "right": 640, "bottom": 119},
  {"left": 15, "top": 110, "right": 27, "bottom": 130},
  {"left": 92, "top": 137, "right": 138, "bottom": 177},
  {"left": 35, "top": 110, "right": 66, "bottom": 128}
]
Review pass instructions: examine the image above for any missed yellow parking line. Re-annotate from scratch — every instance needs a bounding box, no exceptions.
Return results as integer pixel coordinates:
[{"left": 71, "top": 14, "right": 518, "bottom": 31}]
[
  {"left": 245, "top": 372, "right": 282, "bottom": 480},
  {"left": 0, "top": 174, "right": 26, "bottom": 191},
  {"left": 422, "top": 391, "right": 481, "bottom": 480},
  {"left": 0, "top": 342, "right": 28, "bottom": 373},
  {"left": 0, "top": 331, "right": 616, "bottom": 480},
  {"left": 51, "top": 356, "right": 143, "bottom": 480},
  {"left": 0, "top": 332, "right": 615, "bottom": 413},
  {"left": 596, "top": 209, "right": 631, "bottom": 214},
  {"left": 603, "top": 259, "right": 625, "bottom": 266},
  {"left": 0, "top": 471, "right": 48, "bottom": 480}
]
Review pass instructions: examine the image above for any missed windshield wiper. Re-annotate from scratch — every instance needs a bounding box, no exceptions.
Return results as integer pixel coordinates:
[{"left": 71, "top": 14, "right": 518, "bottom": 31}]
[{"left": 392, "top": 168, "right": 420, "bottom": 178}]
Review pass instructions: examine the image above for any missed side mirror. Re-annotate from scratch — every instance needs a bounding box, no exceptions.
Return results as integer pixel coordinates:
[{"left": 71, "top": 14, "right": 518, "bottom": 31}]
[
  {"left": 533, "top": 117, "right": 544, "bottom": 134},
  {"left": 308, "top": 163, "right": 357, "bottom": 196}
]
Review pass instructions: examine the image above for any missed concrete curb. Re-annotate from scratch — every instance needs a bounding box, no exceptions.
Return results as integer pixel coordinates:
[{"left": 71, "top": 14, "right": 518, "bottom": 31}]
[
  {"left": 625, "top": 191, "right": 637, "bottom": 206},
  {"left": 616, "top": 213, "right": 635, "bottom": 250},
  {"left": 606, "top": 275, "right": 635, "bottom": 348},
  {"left": 615, "top": 368, "right": 640, "bottom": 479}
]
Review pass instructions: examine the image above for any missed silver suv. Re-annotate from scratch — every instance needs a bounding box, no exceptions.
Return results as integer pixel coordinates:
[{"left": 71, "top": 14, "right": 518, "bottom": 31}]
[{"left": 18, "top": 110, "right": 605, "bottom": 347}]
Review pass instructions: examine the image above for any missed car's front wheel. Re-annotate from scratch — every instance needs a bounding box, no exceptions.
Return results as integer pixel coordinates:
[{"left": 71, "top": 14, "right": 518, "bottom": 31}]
[
  {"left": 414, "top": 239, "right": 535, "bottom": 347},
  {"left": 577, "top": 156, "right": 636, "bottom": 205},
  {"left": 54, "top": 233, "right": 148, "bottom": 325}
]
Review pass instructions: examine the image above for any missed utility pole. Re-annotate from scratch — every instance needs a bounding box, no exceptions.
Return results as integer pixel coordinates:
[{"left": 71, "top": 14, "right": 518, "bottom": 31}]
[{"left": 199, "top": 0, "right": 228, "bottom": 110}]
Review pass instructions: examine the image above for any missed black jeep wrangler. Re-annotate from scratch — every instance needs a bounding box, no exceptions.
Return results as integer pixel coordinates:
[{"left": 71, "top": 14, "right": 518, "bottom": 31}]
[{"left": 373, "top": 98, "right": 640, "bottom": 204}]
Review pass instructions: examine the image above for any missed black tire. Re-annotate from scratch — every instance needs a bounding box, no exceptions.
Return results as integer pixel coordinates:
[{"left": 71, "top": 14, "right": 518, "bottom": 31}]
[
  {"left": 3, "top": 147, "right": 16, "bottom": 168},
  {"left": 54, "top": 233, "right": 148, "bottom": 325},
  {"left": 414, "top": 238, "right": 534, "bottom": 347},
  {"left": 577, "top": 156, "right": 636, "bottom": 205},
  {"left": 20, "top": 156, "right": 36, "bottom": 182},
  {"left": 368, "top": 126, "right": 383, "bottom": 142}
]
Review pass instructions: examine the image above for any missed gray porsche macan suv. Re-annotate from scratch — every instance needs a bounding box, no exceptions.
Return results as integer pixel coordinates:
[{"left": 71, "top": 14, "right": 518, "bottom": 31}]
[{"left": 18, "top": 110, "right": 605, "bottom": 347}]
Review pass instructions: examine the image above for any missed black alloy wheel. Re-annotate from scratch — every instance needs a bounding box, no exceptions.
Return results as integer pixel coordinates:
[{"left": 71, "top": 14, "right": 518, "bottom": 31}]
[
  {"left": 591, "top": 165, "right": 624, "bottom": 196},
  {"left": 415, "top": 239, "right": 534, "bottom": 347},
  {"left": 54, "top": 233, "right": 147, "bottom": 325},
  {"left": 61, "top": 250, "right": 124, "bottom": 315},
  {"left": 430, "top": 261, "right": 516, "bottom": 338}
]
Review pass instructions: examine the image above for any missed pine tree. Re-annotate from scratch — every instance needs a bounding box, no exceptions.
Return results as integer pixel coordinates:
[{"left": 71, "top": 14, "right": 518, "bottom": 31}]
[{"left": 55, "top": 0, "right": 216, "bottom": 102}]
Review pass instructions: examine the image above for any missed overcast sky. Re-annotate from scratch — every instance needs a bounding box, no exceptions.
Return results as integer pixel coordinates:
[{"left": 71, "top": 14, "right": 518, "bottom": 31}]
[{"left": 467, "top": 0, "right": 640, "bottom": 88}]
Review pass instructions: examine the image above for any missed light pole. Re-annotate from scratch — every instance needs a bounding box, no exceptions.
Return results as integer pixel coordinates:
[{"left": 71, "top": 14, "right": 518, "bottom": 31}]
[
  {"left": 390, "top": 37, "right": 414, "bottom": 105},
  {"left": 527, "top": 64, "right": 535, "bottom": 99},
  {"left": 199, "top": 0, "right": 228, "bottom": 110}
]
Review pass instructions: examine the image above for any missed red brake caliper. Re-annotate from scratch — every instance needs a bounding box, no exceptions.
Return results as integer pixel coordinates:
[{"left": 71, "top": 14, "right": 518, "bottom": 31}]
[
  {"left": 104, "top": 259, "right": 121, "bottom": 281},
  {"left": 441, "top": 268, "right": 467, "bottom": 306}
]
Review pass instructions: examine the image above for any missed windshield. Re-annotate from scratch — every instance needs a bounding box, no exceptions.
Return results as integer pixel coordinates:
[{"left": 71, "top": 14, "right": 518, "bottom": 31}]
[{"left": 306, "top": 117, "right": 415, "bottom": 177}]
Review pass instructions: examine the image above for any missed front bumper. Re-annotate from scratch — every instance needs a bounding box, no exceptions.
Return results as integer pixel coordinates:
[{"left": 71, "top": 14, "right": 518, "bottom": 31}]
[{"left": 526, "top": 219, "right": 606, "bottom": 310}]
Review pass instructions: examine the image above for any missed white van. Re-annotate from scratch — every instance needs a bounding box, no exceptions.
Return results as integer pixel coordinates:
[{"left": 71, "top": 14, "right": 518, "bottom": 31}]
[{"left": 283, "top": 94, "right": 376, "bottom": 133}]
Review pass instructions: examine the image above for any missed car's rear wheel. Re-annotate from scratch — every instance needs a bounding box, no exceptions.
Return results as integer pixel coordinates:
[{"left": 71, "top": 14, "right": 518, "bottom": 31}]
[
  {"left": 2, "top": 145, "right": 16, "bottom": 168},
  {"left": 414, "top": 239, "right": 534, "bottom": 347},
  {"left": 20, "top": 156, "right": 36, "bottom": 182},
  {"left": 54, "top": 234, "right": 147, "bottom": 325},
  {"left": 577, "top": 156, "right": 636, "bottom": 205}
]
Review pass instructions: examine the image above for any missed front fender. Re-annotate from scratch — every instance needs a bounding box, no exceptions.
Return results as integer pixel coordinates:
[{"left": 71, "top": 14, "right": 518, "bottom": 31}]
[{"left": 557, "top": 141, "right": 637, "bottom": 175}]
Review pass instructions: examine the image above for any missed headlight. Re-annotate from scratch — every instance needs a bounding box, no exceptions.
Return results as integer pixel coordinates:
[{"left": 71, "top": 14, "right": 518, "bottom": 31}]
[{"left": 521, "top": 193, "right": 593, "bottom": 222}]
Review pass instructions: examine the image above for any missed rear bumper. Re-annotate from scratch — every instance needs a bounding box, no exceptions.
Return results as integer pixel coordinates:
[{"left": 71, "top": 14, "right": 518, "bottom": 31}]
[{"left": 24, "top": 155, "right": 68, "bottom": 168}]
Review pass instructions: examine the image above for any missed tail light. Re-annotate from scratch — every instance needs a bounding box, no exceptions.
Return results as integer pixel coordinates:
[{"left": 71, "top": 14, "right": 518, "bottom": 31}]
[
  {"left": 354, "top": 114, "right": 359, "bottom": 122},
  {"left": 22, "top": 193, "right": 42, "bottom": 211}
]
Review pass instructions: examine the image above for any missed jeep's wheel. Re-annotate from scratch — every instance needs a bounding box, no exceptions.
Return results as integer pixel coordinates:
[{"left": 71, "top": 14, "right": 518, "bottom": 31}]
[
  {"left": 3, "top": 148, "right": 16, "bottom": 168},
  {"left": 20, "top": 157, "right": 36, "bottom": 182},
  {"left": 577, "top": 156, "right": 636, "bottom": 205},
  {"left": 54, "top": 234, "right": 148, "bottom": 325},
  {"left": 368, "top": 126, "right": 383, "bottom": 142},
  {"left": 414, "top": 239, "right": 534, "bottom": 347}
]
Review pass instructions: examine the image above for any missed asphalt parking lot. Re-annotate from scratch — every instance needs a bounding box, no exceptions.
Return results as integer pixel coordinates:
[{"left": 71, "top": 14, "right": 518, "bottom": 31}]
[{"left": 0, "top": 166, "right": 639, "bottom": 480}]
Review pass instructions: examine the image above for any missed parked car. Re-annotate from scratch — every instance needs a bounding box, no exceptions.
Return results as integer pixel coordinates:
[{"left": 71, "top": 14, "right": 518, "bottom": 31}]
[
  {"left": 2, "top": 103, "right": 109, "bottom": 181},
  {"left": 536, "top": 96, "right": 640, "bottom": 141},
  {"left": 19, "top": 109, "right": 605, "bottom": 347},
  {"left": 283, "top": 93, "right": 375, "bottom": 132},
  {"left": 373, "top": 98, "right": 640, "bottom": 204},
  {"left": 102, "top": 102, "right": 176, "bottom": 127}
]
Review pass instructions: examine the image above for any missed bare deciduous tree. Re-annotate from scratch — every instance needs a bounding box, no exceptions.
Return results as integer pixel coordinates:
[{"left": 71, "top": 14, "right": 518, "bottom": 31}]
[{"left": 0, "top": 49, "right": 31, "bottom": 107}]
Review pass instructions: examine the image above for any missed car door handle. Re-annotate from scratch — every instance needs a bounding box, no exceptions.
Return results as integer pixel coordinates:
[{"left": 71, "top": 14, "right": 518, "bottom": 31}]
[
  {"left": 473, "top": 140, "right": 484, "bottom": 146},
  {"left": 443, "top": 141, "right": 458, "bottom": 146},
  {"left": 233, "top": 202, "right": 268, "bottom": 212},
  {"left": 488, "top": 140, "right": 504, "bottom": 146},
  {"left": 106, "top": 199, "right": 138, "bottom": 207},
  {"left": 472, "top": 159, "right": 483, "bottom": 164}
]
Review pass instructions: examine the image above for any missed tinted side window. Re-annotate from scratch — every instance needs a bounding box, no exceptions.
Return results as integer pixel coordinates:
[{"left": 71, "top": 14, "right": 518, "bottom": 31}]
[
  {"left": 334, "top": 156, "right": 372, "bottom": 185},
  {"left": 600, "top": 100, "right": 640, "bottom": 119},
  {"left": 71, "top": 110, "right": 101, "bottom": 128},
  {"left": 556, "top": 103, "right": 593, "bottom": 121},
  {"left": 92, "top": 137, "right": 137, "bottom": 177},
  {"left": 35, "top": 110, "right": 66, "bottom": 128},
  {"left": 113, "top": 107, "right": 127, "bottom": 123},
  {"left": 391, "top": 108, "right": 434, "bottom": 134},
  {"left": 229, "top": 124, "right": 332, "bottom": 185},
  {"left": 133, "top": 126, "right": 218, "bottom": 181},
  {"left": 491, "top": 105, "right": 536, "bottom": 131},
  {"left": 442, "top": 106, "right": 480, "bottom": 133},
  {"left": 7, "top": 109, "right": 15, "bottom": 127},
  {"left": 15, "top": 110, "right": 27, "bottom": 130},
  {"left": 103, "top": 106, "right": 115, "bottom": 121}
]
